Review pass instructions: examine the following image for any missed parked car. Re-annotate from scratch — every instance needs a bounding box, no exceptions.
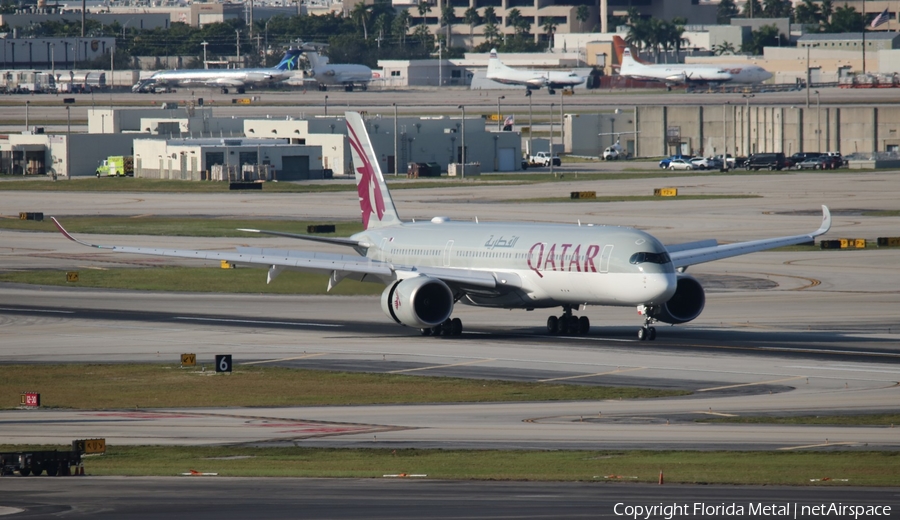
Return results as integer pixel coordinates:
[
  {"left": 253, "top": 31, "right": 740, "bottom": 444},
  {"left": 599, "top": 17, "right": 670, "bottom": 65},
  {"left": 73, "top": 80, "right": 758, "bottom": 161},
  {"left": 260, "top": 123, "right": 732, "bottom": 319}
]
[
  {"left": 659, "top": 155, "right": 693, "bottom": 169},
  {"left": 797, "top": 156, "right": 830, "bottom": 170},
  {"left": 713, "top": 154, "right": 738, "bottom": 170},
  {"left": 790, "top": 152, "right": 820, "bottom": 167},
  {"left": 822, "top": 152, "right": 844, "bottom": 168},
  {"left": 668, "top": 158, "right": 694, "bottom": 171},
  {"left": 690, "top": 157, "right": 724, "bottom": 170},
  {"left": 745, "top": 152, "right": 786, "bottom": 171}
]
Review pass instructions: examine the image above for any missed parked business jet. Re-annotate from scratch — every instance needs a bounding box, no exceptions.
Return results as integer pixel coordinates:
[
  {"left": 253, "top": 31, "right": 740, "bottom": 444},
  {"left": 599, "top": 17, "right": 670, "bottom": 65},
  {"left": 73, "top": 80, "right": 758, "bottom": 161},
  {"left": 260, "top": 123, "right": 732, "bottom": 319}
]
[
  {"left": 486, "top": 49, "right": 585, "bottom": 95},
  {"left": 304, "top": 50, "right": 373, "bottom": 92},
  {"left": 132, "top": 49, "right": 303, "bottom": 94},
  {"left": 614, "top": 36, "right": 772, "bottom": 87},
  {"left": 52, "top": 111, "right": 830, "bottom": 340}
]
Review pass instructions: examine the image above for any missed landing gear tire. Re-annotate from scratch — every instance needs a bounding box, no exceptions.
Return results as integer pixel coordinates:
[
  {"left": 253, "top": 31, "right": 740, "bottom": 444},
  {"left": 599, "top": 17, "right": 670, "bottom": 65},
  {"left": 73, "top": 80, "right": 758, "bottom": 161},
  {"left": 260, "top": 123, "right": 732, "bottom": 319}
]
[
  {"left": 17, "top": 468, "right": 30, "bottom": 477},
  {"left": 450, "top": 317, "right": 463, "bottom": 336},
  {"left": 421, "top": 327, "right": 432, "bottom": 336},
  {"left": 578, "top": 316, "right": 590, "bottom": 335},
  {"left": 638, "top": 326, "right": 657, "bottom": 341},
  {"left": 548, "top": 88, "right": 556, "bottom": 95},
  {"left": 547, "top": 315, "right": 559, "bottom": 335},
  {"left": 221, "top": 88, "right": 229, "bottom": 94}
]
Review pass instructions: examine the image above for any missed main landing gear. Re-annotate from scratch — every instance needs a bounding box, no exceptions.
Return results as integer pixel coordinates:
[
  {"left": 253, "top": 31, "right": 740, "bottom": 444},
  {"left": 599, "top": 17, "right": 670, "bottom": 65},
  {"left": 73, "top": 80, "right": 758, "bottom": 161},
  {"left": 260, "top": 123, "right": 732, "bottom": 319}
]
[
  {"left": 638, "top": 311, "right": 657, "bottom": 341},
  {"left": 421, "top": 317, "right": 463, "bottom": 337},
  {"left": 546, "top": 305, "right": 590, "bottom": 336}
]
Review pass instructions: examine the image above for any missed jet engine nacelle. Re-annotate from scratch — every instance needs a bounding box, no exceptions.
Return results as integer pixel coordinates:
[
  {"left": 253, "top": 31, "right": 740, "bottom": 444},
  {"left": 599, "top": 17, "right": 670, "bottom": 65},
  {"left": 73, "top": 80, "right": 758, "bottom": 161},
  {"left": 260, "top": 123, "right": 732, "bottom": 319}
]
[
  {"left": 654, "top": 274, "right": 705, "bottom": 325},
  {"left": 381, "top": 276, "right": 454, "bottom": 328}
]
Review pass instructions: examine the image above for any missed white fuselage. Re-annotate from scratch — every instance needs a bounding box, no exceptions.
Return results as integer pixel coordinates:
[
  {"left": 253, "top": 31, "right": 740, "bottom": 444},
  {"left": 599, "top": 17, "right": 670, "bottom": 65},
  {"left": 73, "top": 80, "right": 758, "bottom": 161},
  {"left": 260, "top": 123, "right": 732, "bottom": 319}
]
[
  {"left": 352, "top": 220, "right": 677, "bottom": 309},
  {"left": 148, "top": 68, "right": 293, "bottom": 88},
  {"left": 620, "top": 49, "right": 772, "bottom": 85},
  {"left": 486, "top": 50, "right": 585, "bottom": 90},
  {"left": 310, "top": 64, "right": 373, "bottom": 86}
]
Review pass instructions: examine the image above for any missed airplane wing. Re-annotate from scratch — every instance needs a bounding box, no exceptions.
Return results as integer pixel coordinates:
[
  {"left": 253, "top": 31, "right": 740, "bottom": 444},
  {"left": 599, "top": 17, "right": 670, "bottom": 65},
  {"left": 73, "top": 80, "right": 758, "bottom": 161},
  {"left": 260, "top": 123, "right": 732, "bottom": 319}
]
[
  {"left": 51, "top": 218, "right": 507, "bottom": 291},
  {"left": 668, "top": 206, "right": 831, "bottom": 269}
]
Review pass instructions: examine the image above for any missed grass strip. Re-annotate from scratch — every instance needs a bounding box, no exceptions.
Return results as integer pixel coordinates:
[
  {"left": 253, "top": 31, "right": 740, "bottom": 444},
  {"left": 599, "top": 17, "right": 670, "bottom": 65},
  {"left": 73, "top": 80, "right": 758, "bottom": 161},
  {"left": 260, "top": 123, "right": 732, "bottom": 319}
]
[
  {"left": 0, "top": 216, "right": 363, "bottom": 237},
  {"left": 697, "top": 414, "right": 900, "bottom": 426},
  {"left": 0, "top": 364, "right": 687, "bottom": 409},
  {"left": 0, "top": 267, "right": 384, "bottom": 294},
  {"left": 0, "top": 446, "right": 895, "bottom": 484}
]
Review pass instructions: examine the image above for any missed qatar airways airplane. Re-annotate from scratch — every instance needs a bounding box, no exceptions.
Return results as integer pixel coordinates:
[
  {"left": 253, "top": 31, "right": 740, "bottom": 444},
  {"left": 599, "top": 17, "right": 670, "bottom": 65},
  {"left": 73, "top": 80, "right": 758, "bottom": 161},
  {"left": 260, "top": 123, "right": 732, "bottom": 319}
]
[{"left": 52, "top": 111, "right": 831, "bottom": 340}]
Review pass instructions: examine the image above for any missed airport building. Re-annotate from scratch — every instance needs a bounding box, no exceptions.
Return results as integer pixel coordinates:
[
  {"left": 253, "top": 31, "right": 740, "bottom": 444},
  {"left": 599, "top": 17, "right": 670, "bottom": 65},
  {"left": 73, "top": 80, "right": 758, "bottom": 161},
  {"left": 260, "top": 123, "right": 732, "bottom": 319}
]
[{"left": 1, "top": 105, "right": 523, "bottom": 178}]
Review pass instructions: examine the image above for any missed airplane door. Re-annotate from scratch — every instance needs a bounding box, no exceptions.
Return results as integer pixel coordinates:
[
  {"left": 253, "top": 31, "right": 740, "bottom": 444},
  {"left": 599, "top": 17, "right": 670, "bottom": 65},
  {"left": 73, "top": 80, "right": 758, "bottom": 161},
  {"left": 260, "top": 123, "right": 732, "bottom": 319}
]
[
  {"left": 380, "top": 238, "right": 388, "bottom": 262},
  {"left": 443, "top": 240, "right": 454, "bottom": 267},
  {"left": 599, "top": 245, "right": 613, "bottom": 273}
]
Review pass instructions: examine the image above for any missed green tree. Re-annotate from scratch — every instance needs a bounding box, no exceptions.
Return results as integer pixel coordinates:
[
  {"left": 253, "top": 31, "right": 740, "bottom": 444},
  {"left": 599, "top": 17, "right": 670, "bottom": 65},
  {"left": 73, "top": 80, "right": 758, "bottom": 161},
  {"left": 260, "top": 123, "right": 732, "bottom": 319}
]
[
  {"left": 413, "top": 23, "right": 433, "bottom": 49},
  {"left": 741, "top": 24, "right": 781, "bottom": 54},
  {"left": 541, "top": 17, "right": 558, "bottom": 49},
  {"left": 416, "top": 0, "right": 431, "bottom": 29},
  {"left": 507, "top": 8, "right": 523, "bottom": 36},
  {"left": 463, "top": 7, "right": 480, "bottom": 38},
  {"left": 824, "top": 4, "right": 863, "bottom": 32},
  {"left": 350, "top": 2, "right": 371, "bottom": 40},
  {"left": 440, "top": 5, "right": 458, "bottom": 46},
  {"left": 762, "top": 0, "right": 792, "bottom": 18},
  {"left": 575, "top": 5, "right": 591, "bottom": 29},
  {"left": 712, "top": 41, "right": 737, "bottom": 55},
  {"left": 794, "top": 0, "right": 823, "bottom": 25},
  {"left": 717, "top": 0, "right": 739, "bottom": 24},
  {"left": 392, "top": 10, "right": 411, "bottom": 46},
  {"left": 740, "top": 0, "right": 762, "bottom": 18}
]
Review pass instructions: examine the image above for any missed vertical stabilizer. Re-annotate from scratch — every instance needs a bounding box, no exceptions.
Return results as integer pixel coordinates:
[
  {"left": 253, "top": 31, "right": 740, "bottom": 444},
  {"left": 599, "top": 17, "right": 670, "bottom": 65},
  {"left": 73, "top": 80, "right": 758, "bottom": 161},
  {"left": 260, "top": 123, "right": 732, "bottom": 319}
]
[
  {"left": 486, "top": 48, "right": 509, "bottom": 78},
  {"left": 613, "top": 35, "right": 650, "bottom": 69},
  {"left": 306, "top": 51, "right": 329, "bottom": 69},
  {"left": 345, "top": 111, "right": 401, "bottom": 229},
  {"left": 274, "top": 50, "right": 303, "bottom": 71}
]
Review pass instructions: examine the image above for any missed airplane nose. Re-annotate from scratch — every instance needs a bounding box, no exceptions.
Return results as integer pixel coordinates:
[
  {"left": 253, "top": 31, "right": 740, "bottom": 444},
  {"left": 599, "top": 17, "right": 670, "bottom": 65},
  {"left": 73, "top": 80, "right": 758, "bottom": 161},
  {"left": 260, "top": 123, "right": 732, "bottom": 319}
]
[{"left": 642, "top": 272, "right": 677, "bottom": 304}]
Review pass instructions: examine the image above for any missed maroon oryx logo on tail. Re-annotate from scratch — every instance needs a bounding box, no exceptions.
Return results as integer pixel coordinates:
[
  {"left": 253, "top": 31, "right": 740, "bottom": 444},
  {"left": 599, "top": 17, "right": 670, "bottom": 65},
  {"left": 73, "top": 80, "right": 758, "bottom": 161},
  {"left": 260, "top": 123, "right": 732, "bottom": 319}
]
[{"left": 347, "top": 121, "right": 385, "bottom": 230}]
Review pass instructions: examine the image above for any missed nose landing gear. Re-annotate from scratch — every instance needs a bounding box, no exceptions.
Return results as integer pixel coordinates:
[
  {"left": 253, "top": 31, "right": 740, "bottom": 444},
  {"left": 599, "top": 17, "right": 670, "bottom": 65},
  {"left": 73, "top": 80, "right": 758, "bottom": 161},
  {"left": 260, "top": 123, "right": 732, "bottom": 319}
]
[
  {"left": 637, "top": 307, "right": 658, "bottom": 341},
  {"left": 546, "top": 306, "right": 590, "bottom": 336}
]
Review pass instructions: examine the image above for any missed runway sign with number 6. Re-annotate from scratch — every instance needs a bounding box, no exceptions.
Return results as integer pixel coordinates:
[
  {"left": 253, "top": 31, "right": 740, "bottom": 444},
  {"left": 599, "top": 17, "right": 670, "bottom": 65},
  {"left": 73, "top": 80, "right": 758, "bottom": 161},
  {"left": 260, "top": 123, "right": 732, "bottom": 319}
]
[{"left": 215, "top": 355, "right": 232, "bottom": 373}]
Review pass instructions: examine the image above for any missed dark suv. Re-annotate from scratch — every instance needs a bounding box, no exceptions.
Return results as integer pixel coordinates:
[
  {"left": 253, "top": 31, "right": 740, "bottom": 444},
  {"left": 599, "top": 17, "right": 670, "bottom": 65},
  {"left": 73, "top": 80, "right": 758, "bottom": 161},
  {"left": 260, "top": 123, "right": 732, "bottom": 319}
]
[
  {"left": 790, "top": 152, "right": 820, "bottom": 166},
  {"left": 745, "top": 152, "right": 786, "bottom": 171}
]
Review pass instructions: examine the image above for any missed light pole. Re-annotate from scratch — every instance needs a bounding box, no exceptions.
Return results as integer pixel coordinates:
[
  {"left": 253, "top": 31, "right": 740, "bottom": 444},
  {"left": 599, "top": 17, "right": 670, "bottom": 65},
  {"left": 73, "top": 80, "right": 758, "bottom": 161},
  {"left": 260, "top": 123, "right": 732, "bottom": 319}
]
[
  {"left": 496, "top": 95, "right": 505, "bottom": 131},
  {"left": 201, "top": 41, "right": 208, "bottom": 69},
  {"left": 25, "top": 101, "right": 29, "bottom": 131},
  {"left": 550, "top": 102, "right": 555, "bottom": 177},
  {"left": 815, "top": 90, "right": 821, "bottom": 152},
  {"left": 393, "top": 102, "right": 398, "bottom": 176},
  {"left": 324, "top": 95, "right": 328, "bottom": 116},
  {"left": 527, "top": 91, "right": 533, "bottom": 156},
  {"left": 560, "top": 93, "right": 565, "bottom": 148},
  {"left": 806, "top": 43, "right": 811, "bottom": 109},
  {"left": 458, "top": 104, "right": 466, "bottom": 179},
  {"left": 66, "top": 105, "right": 70, "bottom": 134},
  {"left": 742, "top": 94, "right": 754, "bottom": 155},
  {"left": 50, "top": 43, "right": 55, "bottom": 79},
  {"left": 235, "top": 30, "right": 241, "bottom": 63}
]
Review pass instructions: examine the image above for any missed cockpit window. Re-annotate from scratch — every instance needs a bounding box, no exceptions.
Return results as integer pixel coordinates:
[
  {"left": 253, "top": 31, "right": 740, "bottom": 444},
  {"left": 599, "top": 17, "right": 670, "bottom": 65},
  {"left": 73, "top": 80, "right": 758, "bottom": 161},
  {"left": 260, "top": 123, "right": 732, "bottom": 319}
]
[{"left": 629, "top": 252, "right": 671, "bottom": 265}]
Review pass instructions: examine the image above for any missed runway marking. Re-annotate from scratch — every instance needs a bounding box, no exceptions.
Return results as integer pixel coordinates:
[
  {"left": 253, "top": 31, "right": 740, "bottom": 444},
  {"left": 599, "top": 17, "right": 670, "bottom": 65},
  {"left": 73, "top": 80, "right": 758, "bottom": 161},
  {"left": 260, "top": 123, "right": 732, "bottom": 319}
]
[
  {"left": 241, "top": 353, "right": 327, "bottom": 366},
  {"left": 697, "top": 376, "right": 807, "bottom": 392},
  {"left": 388, "top": 358, "right": 495, "bottom": 374},
  {"left": 538, "top": 367, "right": 646, "bottom": 383},
  {"left": 694, "top": 411, "right": 739, "bottom": 417},
  {"left": 778, "top": 441, "right": 857, "bottom": 451},
  {"left": 0, "top": 307, "right": 74, "bottom": 314},
  {"left": 785, "top": 365, "right": 900, "bottom": 375},
  {"left": 175, "top": 317, "right": 342, "bottom": 328}
]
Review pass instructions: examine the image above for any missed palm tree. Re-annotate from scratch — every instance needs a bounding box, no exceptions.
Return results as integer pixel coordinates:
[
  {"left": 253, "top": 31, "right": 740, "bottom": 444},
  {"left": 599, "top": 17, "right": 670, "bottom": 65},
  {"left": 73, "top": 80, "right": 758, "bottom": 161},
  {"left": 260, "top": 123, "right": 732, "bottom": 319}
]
[
  {"left": 417, "top": 0, "right": 431, "bottom": 29},
  {"left": 717, "top": 0, "right": 739, "bottom": 24},
  {"left": 541, "top": 17, "right": 558, "bottom": 50},
  {"left": 441, "top": 5, "right": 457, "bottom": 47},
  {"left": 712, "top": 41, "right": 736, "bottom": 55},
  {"left": 482, "top": 7, "right": 500, "bottom": 46},
  {"left": 507, "top": 8, "right": 523, "bottom": 37},
  {"left": 794, "top": 0, "right": 822, "bottom": 25},
  {"left": 575, "top": 5, "right": 591, "bottom": 30},
  {"left": 393, "top": 10, "right": 411, "bottom": 47},
  {"left": 463, "top": 6, "right": 480, "bottom": 39},
  {"left": 350, "top": 2, "right": 371, "bottom": 40}
]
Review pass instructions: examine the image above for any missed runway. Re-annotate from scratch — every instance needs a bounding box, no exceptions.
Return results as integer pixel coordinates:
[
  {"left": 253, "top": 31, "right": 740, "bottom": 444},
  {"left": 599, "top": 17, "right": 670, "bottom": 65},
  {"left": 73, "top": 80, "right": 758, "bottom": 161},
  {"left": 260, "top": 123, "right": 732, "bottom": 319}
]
[{"left": 2, "top": 478, "right": 897, "bottom": 519}]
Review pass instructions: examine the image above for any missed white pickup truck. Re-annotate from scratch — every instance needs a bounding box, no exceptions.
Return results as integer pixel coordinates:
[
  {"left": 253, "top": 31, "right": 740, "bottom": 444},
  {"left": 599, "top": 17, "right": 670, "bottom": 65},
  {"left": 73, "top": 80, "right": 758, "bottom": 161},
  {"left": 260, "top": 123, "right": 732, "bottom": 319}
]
[{"left": 529, "top": 152, "right": 561, "bottom": 167}]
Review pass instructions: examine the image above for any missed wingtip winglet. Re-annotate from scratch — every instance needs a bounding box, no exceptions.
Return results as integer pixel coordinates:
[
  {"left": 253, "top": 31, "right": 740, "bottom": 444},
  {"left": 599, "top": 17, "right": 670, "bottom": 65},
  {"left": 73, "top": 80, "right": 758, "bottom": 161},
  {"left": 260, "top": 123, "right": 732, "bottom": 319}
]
[
  {"left": 51, "top": 216, "right": 101, "bottom": 248},
  {"left": 816, "top": 205, "right": 831, "bottom": 237}
]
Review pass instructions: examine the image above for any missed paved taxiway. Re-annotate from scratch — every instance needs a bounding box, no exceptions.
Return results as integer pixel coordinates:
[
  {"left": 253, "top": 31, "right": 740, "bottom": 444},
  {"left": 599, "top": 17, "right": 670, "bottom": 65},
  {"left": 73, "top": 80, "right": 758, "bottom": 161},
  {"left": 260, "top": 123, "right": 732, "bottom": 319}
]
[{"left": 1, "top": 168, "right": 899, "bottom": 451}]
